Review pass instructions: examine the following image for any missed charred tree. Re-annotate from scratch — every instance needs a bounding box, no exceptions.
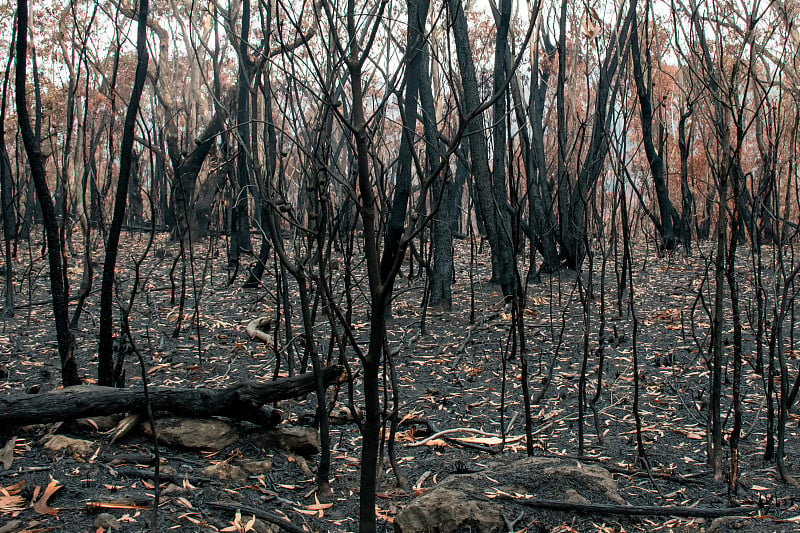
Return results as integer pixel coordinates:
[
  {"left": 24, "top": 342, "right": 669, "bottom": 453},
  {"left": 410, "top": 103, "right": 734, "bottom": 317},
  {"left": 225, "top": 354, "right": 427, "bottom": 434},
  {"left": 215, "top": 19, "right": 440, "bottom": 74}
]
[
  {"left": 630, "top": 0, "right": 681, "bottom": 252},
  {"left": 1, "top": 40, "right": 16, "bottom": 317},
  {"left": 559, "top": 1, "right": 635, "bottom": 270},
  {"left": 97, "top": 0, "right": 149, "bottom": 385},
  {"left": 15, "top": 0, "right": 80, "bottom": 386},
  {"left": 446, "top": 0, "right": 514, "bottom": 296}
]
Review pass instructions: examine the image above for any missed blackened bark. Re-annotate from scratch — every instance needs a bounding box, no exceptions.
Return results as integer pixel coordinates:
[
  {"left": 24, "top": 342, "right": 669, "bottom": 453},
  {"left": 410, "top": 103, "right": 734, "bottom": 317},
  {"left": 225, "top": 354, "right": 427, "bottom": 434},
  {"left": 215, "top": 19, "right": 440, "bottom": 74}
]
[
  {"left": 15, "top": 0, "right": 80, "bottom": 386},
  {"left": 0, "top": 366, "right": 342, "bottom": 427},
  {"left": 523, "top": 34, "right": 559, "bottom": 275},
  {"left": 677, "top": 104, "right": 694, "bottom": 251},
  {"left": 490, "top": 0, "right": 514, "bottom": 286},
  {"left": 689, "top": 0, "right": 738, "bottom": 479},
  {"left": 446, "top": 0, "right": 514, "bottom": 295},
  {"left": 630, "top": 0, "right": 681, "bottom": 252},
  {"left": 417, "top": 0, "right": 455, "bottom": 309},
  {"left": 379, "top": 0, "right": 430, "bottom": 304},
  {"left": 560, "top": 1, "right": 635, "bottom": 269},
  {"left": 244, "top": 64, "right": 279, "bottom": 289},
  {"left": 0, "top": 135, "right": 13, "bottom": 317},
  {"left": 170, "top": 110, "right": 225, "bottom": 238},
  {"left": 431, "top": 133, "right": 464, "bottom": 309},
  {"left": 1, "top": 44, "right": 16, "bottom": 316},
  {"left": 555, "top": 0, "right": 570, "bottom": 264},
  {"left": 98, "top": 0, "right": 149, "bottom": 385},
  {"left": 127, "top": 151, "right": 144, "bottom": 226},
  {"left": 231, "top": 0, "right": 254, "bottom": 274},
  {"left": 754, "top": 107, "right": 778, "bottom": 245}
]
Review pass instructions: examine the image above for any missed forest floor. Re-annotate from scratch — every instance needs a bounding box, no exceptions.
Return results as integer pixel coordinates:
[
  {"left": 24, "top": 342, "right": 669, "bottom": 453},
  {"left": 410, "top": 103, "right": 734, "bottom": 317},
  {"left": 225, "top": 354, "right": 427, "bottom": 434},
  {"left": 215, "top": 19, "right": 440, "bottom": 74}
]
[{"left": 2, "top": 231, "right": 800, "bottom": 532}]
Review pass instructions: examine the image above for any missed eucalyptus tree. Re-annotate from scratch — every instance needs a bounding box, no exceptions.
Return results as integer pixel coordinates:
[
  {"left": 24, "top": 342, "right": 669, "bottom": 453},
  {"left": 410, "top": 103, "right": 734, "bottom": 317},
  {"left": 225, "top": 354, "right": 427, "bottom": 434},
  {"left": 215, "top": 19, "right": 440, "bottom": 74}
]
[
  {"left": 629, "top": 0, "right": 684, "bottom": 252},
  {"left": 557, "top": 0, "right": 636, "bottom": 270},
  {"left": 445, "top": 0, "right": 515, "bottom": 296},
  {"left": 15, "top": 0, "right": 80, "bottom": 386},
  {"left": 1, "top": 40, "right": 15, "bottom": 317},
  {"left": 97, "top": 0, "right": 150, "bottom": 385}
]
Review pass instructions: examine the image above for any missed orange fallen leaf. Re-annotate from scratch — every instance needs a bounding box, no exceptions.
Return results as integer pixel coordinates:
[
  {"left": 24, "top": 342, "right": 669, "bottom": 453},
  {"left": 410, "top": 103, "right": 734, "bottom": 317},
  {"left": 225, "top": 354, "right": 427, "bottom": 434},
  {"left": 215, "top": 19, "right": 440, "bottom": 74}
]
[
  {"left": 306, "top": 494, "right": 333, "bottom": 511},
  {"left": 33, "top": 479, "right": 62, "bottom": 516},
  {"left": 0, "top": 482, "right": 26, "bottom": 515},
  {"left": 1, "top": 481, "right": 25, "bottom": 495},
  {"left": 293, "top": 507, "right": 322, "bottom": 516}
]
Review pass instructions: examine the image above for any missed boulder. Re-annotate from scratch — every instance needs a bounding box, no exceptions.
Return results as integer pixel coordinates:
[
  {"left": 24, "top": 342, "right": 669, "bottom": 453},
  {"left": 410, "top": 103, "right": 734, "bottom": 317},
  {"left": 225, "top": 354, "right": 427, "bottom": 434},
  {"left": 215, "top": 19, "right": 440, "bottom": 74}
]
[
  {"left": 241, "top": 459, "right": 272, "bottom": 475},
  {"left": 43, "top": 435, "right": 96, "bottom": 457},
  {"left": 142, "top": 418, "right": 237, "bottom": 451},
  {"left": 251, "top": 426, "right": 320, "bottom": 457},
  {"left": 395, "top": 457, "right": 626, "bottom": 533},
  {"left": 203, "top": 462, "right": 248, "bottom": 483},
  {"left": 395, "top": 487, "right": 502, "bottom": 533}
]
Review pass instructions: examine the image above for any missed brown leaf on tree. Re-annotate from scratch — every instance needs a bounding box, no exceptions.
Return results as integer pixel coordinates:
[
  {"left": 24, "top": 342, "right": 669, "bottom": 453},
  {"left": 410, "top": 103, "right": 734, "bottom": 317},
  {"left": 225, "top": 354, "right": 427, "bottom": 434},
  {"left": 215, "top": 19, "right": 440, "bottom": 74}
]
[{"left": 33, "top": 479, "right": 62, "bottom": 516}]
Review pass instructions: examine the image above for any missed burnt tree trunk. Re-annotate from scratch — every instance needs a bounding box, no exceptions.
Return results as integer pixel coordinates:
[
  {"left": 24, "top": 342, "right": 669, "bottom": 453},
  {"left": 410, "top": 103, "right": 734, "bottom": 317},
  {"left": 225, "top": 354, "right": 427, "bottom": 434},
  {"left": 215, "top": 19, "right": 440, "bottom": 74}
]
[
  {"left": 630, "top": 0, "right": 681, "bottom": 252},
  {"left": 1, "top": 46, "right": 16, "bottom": 316},
  {"left": 446, "top": 0, "right": 514, "bottom": 296},
  {"left": 0, "top": 366, "right": 343, "bottom": 427},
  {"left": 15, "top": 0, "right": 80, "bottom": 386},
  {"left": 560, "top": 1, "right": 634, "bottom": 270},
  {"left": 98, "top": 0, "right": 149, "bottom": 385},
  {"left": 677, "top": 104, "right": 694, "bottom": 252},
  {"left": 521, "top": 33, "right": 559, "bottom": 276}
]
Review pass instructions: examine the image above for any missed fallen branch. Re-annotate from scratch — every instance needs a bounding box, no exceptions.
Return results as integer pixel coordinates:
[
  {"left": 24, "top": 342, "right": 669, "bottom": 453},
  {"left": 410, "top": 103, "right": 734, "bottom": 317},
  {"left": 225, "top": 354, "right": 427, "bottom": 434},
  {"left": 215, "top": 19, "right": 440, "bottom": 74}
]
[
  {"left": 209, "top": 501, "right": 307, "bottom": 533},
  {"left": 406, "top": 427, "right": 524, "bottom": 447},
  {"left": 499, "top": 496, "right": 757, "bottom": 518},
  {"left": 245, "top": 316, "right": 275, "bottom": 344},
  {"left": 0, "top": 366, "right": 344, "bottom": 427}
]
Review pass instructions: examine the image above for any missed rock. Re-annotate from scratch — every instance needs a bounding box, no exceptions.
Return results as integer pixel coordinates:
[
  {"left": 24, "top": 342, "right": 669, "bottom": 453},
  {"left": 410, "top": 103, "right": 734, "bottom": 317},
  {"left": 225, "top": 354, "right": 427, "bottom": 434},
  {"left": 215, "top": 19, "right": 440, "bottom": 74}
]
[
  {"left": 43, "top": 435, "right": 96, "bottom": 457},
  {"left": 251, "top": 518, "right": 280, "bottom": 533},
  {"left": 395, "top": 457, "right": 627, "bottom": 533},
  {"left": 203, "top": 462, "right": 248, "bottom": 483},
  {"left": 565, "top": 489, "right": 590, "bottom": 504},
  {"left": 142, "top": 418, "right": 237, "bottom": 451},
  {"left": 74, "top": 414, "right": 124, "bottom": 432},
  {"left": 394, "top": 487, "right": 503, "bottom": 533},
  {"left": 241, "top": 459, "right": 272, "bottom": 475},
  {"left": 257, "top": 426, "right": 320, "bottom": 457},
  {"left": 161, "top": 483, "right": 188, "bottom": 496},
  {"left": 0, "top": 520, "right": 23, "bottom": 533},
  {"left": 93, "top": 512, "right": 120, "bottom": 531}
]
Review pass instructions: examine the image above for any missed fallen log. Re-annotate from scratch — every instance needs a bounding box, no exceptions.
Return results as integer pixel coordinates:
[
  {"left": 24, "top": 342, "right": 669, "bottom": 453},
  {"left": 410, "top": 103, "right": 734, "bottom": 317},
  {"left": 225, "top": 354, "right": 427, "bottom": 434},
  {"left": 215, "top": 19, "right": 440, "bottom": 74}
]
[
  {"left": 499, "top": 496, "right": 757, "bottom": 519},
  {"left": 0, "top": 365, "right": 344, "bottom": 427}
]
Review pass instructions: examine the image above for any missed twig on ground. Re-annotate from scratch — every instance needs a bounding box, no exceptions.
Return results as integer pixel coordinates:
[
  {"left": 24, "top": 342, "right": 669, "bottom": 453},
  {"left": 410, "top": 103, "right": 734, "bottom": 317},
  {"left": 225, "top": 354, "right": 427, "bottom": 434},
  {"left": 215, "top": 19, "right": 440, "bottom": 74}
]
[
  {"left": 208, "top": 501, "right": 307, "bottom": 533},
  {"left": 498, "top": 496, "right": 757, "bottom": 518}
]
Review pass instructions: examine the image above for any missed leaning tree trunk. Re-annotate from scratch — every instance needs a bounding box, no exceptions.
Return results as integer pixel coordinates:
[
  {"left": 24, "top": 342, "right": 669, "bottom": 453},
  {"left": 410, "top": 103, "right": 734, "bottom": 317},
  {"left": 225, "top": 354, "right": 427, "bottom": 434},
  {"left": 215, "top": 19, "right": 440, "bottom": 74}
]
[
  {"left": 97, "top": 0, "right": 149, "bottom": 386},
  {"left": 521, "top": 32, "right": 559, "bottom": 276},
  {"left": 15, "top": 0, "right": 80, "bottom": 386},
  {"left": 378, "top": 0, "right": 427, "bottom": 312}
]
